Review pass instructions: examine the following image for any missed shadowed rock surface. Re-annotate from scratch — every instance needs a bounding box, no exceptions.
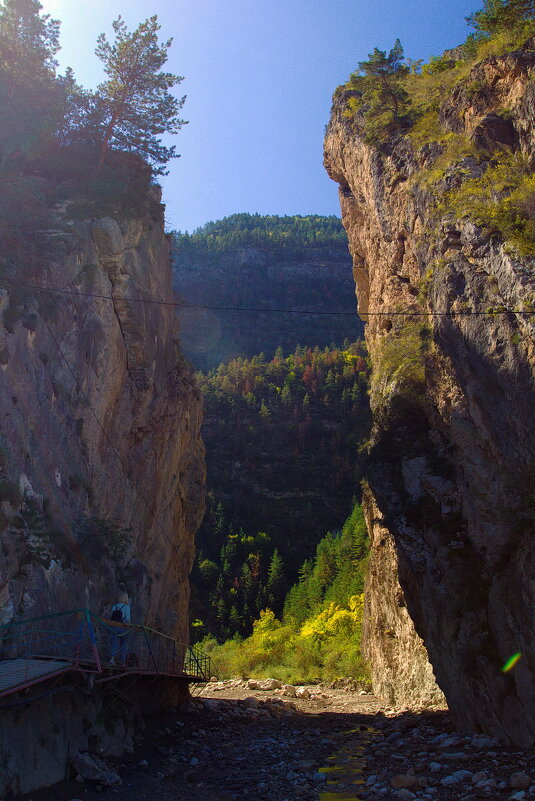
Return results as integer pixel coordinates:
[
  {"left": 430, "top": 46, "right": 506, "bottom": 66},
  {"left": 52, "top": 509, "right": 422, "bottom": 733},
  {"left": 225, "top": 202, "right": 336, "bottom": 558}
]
[
  {"left": 0, "top": 188, "right": 205, "bottom": 638},
  {"left": 0, "top": 186, "right": 206, "bottom": 793},
  {"left": 324, "top": 40, "right": 535, "bottom": 743}
]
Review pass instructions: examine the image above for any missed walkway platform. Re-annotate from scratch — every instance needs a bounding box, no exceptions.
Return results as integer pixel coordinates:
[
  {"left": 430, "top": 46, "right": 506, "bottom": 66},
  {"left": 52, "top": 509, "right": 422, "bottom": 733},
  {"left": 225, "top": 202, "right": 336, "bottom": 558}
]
[
  {"left": 0, "top": 658, "right": 72, "bottom": 695},
  {"left": 0, "top": 609, "right": 210, "bottom": 701}
]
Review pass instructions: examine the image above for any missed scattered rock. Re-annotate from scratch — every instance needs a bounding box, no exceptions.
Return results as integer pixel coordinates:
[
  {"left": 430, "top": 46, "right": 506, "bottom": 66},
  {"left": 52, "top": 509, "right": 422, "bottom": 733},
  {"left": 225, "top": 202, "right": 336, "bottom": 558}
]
[
  {"left": 440, "top": 769, "right": 472, "bottom": 786},
  {"left": 257, "top": 678, "right": 282, "bottom": 691},
  {"left": 391, "top": 773, "right": 419, "bottom": 789},
  {"left": 282, "top": 684, "right": 297, "bottom": 697},
  {"left": 510, "top": 772, "right": 531, "bottom": 790},
  {"left": 70, "top": 753, "right": 121, "bottom": 787}
]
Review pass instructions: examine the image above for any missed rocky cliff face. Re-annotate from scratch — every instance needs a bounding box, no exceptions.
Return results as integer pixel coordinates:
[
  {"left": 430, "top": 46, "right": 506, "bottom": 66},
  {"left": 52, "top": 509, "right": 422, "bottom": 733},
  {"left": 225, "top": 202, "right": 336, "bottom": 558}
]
[
  {"left": 324, "top": 41, "right": 535, "bottom": 743},
  {"left": 0, "top": 189, "right": 205, "bottom": 642}
]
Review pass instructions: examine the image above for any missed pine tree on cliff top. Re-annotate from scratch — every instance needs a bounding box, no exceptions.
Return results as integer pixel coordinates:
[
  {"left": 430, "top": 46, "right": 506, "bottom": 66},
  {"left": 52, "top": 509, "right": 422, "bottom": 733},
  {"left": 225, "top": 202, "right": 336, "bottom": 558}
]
[
  {"left": 348, "top": 39, "right": 411, "bottom": 143},
  {"left": 0, "top": 0, "right": 59, "bottom": 84},
  {"left": 0, "top": 0, "right": 64, "bottom": 164},
  {"left": 91, "top": 15, "right": 187, "bottom": 174},
  {"left": 467, "top": 0, "right": 535, "bottom": 34}
]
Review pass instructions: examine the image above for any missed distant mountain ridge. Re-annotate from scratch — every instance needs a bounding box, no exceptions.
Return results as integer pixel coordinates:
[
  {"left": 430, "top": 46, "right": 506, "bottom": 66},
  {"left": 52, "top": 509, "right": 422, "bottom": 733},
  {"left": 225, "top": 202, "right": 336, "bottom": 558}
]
[{"left": 170, "top": 213, "right": 362, "bottom": 370}]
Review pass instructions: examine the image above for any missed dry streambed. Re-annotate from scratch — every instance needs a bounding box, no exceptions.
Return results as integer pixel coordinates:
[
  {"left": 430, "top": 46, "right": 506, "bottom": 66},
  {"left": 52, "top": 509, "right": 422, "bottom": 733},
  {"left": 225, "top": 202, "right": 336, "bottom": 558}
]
[{"left": 23, "top": 680, "right": 535, "bottom": 801}]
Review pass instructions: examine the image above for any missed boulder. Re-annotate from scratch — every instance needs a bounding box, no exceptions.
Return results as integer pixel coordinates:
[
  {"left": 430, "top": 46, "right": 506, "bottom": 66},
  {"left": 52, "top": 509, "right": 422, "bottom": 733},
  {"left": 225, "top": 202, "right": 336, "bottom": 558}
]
[
  {"left": 243, "top": 696, "right": 260, "bottom": 709},
  {"left": 71, "top": 753, "right": 121, "bottom": 786},
  {"left": 257, "top": 678, "right": 282, "bottom": 691},
  {"left": 282, "top": 684, "right": 297, "bottom": 697}
]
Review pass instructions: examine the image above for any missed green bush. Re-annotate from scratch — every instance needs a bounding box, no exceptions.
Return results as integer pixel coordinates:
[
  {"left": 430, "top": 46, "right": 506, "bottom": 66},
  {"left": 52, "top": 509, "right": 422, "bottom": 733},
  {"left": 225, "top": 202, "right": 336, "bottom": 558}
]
[
  {"left": 201, "top": 504, "right": 371, "bottom": 685},
  {"left": 371, "top": 320, "right": 431, "bottom": 409},
  {"left": 442, "top": 153, "right": 535, "bottom": 256},
  {"left": 76, "top": 516, "right": 133, "bottom": 562}
]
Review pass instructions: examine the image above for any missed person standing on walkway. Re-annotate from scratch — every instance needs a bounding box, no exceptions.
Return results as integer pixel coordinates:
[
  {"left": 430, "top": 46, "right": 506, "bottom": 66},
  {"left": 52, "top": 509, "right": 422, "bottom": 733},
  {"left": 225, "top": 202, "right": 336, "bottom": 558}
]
[{"left": 109, "top": 591, "right": 131, "bottom": 665}]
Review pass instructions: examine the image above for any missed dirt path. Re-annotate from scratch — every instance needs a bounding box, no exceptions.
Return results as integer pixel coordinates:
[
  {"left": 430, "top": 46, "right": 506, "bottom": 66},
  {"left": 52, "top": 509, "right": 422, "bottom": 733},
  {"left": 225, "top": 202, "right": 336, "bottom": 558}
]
[{"left": 23, "top": 680, "right": 535, "bottom": 801}]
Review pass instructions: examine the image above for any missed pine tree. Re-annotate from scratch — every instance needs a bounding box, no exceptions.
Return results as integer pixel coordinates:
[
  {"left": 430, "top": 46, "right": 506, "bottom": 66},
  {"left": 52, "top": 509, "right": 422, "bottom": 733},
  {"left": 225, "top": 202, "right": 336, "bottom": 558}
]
[
  {"left": 266, "top": 548, "right": 286, "bottom": 612},
  {"left": 348, "top": 39, "right": 411, "bottom": 143},
  {"left": 467, "top": 0, "right": 534, "bottom": 33},
  {"left": 0, "top": 0, "right": 59, "bottom": 84},
  {"left": 281, "top": 384, "right": 292, "bottom": 406},
  {"left": 91, "top": 15, "right": 186, "bottom": 174},
  {"left": 259, "top": 400, "right": 270, "bottom": 419},
  {"left": 0, "top": 0, "right": 63, "bottom": 164}
]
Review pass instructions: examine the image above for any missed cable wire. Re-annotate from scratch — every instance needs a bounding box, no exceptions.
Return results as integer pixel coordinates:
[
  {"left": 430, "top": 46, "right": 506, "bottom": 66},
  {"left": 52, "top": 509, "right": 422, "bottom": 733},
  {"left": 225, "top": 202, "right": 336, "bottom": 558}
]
[{"left": 3, "top": 279, "right": 533, "bottom": 317}]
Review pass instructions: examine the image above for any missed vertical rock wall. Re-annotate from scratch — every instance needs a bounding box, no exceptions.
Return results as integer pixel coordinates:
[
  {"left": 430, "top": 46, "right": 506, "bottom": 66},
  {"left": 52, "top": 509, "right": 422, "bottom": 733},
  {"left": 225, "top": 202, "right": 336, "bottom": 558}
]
[
  {"left": 324, "top": 43, "right": 535, "bottom": 743},
  {"left": 0, "top": 189, "right": 205, "bottom": 641},
  {"left": 362, "top": 485, "right": 445, "bottom": 708}
]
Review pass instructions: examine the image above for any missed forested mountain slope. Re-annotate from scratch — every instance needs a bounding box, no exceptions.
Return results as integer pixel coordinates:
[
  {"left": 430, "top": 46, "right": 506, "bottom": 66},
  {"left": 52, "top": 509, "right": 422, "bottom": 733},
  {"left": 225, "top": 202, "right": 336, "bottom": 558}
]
[
  {"left": 190, "top": 342, "right": 371, "bottom": 641},
  {"left": 170, "top": 214, "right": 363, "bottom": 370}
]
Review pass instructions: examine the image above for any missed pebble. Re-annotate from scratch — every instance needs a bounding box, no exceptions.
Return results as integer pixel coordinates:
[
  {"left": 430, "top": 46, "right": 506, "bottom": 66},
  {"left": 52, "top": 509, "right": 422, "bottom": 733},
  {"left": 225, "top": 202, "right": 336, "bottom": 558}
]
[
  {"left": 73, "top": 680, "right": 535, "bottom": 801},
  {"left": 510, "top": 772, "right": 531, "bottom": 789},
  {"left": 391, "top": 773, "right": 419, "bottom": 789}
]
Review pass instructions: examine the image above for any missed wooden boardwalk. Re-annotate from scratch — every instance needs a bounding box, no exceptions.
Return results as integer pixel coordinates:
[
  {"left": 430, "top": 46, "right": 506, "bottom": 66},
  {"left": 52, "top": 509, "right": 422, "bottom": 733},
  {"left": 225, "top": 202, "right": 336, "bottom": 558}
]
[{"left": 0, "top": 658, "right": 72, "bottom": 696}]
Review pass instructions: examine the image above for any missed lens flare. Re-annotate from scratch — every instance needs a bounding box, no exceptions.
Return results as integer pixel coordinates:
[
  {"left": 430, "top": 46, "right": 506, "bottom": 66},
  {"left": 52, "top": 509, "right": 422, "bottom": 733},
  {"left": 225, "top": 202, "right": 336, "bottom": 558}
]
[{"left": 502, "top": 652, "right": 522, "bottom": 673}]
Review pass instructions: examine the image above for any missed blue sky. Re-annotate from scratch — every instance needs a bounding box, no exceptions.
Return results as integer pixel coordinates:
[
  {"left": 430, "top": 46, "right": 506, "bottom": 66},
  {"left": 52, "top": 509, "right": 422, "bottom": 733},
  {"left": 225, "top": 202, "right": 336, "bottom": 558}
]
[{"left": 41, "top": 0, "right": 480, "bottom": 232}]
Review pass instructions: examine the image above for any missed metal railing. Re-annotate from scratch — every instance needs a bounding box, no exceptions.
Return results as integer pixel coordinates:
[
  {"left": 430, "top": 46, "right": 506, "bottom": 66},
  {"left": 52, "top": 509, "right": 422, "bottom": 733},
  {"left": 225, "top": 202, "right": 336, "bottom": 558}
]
[{"left": 0, "top": 608, "right": 210, "bottom": 698}]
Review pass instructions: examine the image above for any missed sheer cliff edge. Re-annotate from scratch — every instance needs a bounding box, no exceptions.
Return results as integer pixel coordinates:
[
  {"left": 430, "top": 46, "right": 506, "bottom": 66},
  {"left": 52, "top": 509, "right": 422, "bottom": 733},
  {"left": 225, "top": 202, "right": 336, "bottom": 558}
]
[
  {"left": 324, "top": 38, "right": 535, "bottom": 744},
  {"left": 0, "top": 186, "right": 205, "bottom": 643}
]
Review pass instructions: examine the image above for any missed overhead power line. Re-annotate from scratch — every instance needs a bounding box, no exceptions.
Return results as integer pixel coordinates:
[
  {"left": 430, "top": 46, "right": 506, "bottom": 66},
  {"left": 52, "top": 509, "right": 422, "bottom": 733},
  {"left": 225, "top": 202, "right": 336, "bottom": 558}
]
[{"left": 3, "top": 279, "right": 533, "bottom": 318}]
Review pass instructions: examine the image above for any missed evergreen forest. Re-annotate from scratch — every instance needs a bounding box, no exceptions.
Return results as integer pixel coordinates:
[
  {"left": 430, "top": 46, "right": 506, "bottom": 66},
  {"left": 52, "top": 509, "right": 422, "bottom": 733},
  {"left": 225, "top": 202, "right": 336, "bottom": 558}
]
[
  {"left": 171, "top": 213, "right": 348, "bottom": 252},
  {"left": 190, "top": 341, "right": 371, "bottom": 644},
  {"left": 199, "top": 502, "right": 371, "bottom": 685},
  {"left": 171, "top": 213, "right": 362, "bottom": 371}
]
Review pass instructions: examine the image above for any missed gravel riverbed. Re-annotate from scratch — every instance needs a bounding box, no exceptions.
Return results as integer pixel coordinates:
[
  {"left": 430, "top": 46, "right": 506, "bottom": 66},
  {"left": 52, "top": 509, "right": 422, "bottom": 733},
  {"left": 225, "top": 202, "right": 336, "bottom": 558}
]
[{"left": 22, "top": 679, "right": 535, "bottom": 801}]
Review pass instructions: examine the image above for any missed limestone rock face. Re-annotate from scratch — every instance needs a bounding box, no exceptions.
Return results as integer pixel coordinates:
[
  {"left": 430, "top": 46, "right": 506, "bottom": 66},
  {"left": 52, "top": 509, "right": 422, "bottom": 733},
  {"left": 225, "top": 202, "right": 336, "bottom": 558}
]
[
  {"left": 324, "top": 42, "right": 535, "bottom": 742},
  {"left": 0, "top": 194, "right": 205, "bottom": 642},
  {"left": 362, "top": 486, "right": 445, "bottom": 708}
]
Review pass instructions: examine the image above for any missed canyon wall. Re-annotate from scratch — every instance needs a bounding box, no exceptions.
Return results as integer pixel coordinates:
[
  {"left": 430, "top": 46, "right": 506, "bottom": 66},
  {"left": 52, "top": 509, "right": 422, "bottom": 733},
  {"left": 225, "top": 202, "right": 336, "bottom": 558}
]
[
  {"left": 0, "top": 187, "right": 205, "bottom": 794},
  {"left": 0, "top": 187, "right": 205, "bottom": 642},
  {"left": 324, "top": 41, "right": 535, "bottom": 743}
]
